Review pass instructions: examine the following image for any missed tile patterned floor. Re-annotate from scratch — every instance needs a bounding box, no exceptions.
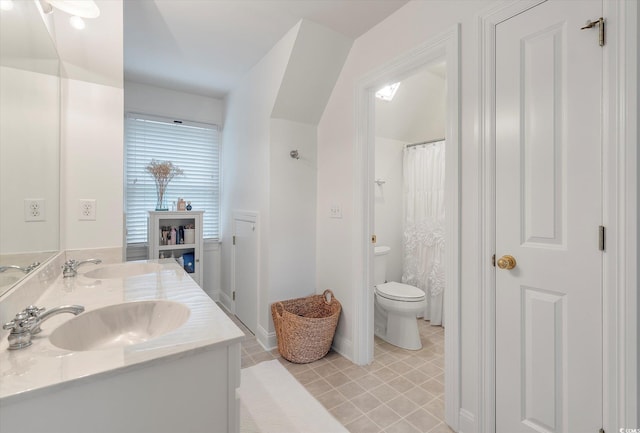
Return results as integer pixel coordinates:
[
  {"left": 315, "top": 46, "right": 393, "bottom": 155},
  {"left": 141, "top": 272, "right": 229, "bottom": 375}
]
[{"left": 232, "top": 309, "right": 453, "bottom": 433}]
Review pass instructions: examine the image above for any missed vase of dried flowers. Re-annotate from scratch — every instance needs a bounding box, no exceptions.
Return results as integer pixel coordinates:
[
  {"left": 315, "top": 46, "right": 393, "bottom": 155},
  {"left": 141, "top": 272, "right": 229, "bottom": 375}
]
[{"left": 146, "top": 160, "right": 184, "bottom": 211}]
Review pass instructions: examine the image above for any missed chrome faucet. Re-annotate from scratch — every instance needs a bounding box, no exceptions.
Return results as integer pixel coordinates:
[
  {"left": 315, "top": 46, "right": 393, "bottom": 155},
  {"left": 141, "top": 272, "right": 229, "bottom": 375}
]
[
  {"left": 62, "top": 258, "right": 102, "bottom": 278},
  {"left": 0, "top": 262, "right": 40, "bottom": 274},
  {"left": 25, "top": 305, "right": 85, "bottom": 334},
  {"left": 2, "top": 305, "right": 85, "bottom": 350}
]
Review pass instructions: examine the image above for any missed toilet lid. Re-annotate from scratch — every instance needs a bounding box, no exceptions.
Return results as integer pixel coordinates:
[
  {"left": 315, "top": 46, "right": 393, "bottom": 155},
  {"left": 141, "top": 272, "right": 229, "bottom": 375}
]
[{"left": 376, "top": 282, "right": 425, "bottom": 302}]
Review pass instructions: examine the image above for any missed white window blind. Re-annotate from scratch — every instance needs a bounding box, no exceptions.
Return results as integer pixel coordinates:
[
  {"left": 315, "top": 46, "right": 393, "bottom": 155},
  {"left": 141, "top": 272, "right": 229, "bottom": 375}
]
[{"left": 125, "top": 113, "right": 220, "bottom": 244}]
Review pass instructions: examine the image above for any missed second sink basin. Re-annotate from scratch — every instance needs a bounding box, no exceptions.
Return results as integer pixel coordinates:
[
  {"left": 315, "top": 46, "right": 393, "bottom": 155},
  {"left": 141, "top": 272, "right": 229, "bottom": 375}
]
[
  {"left": 82, "top": 262, "right": 163, "bottom": 279},
  {"left": 49, "top": 300, "right": 190, "bottom": 351}
]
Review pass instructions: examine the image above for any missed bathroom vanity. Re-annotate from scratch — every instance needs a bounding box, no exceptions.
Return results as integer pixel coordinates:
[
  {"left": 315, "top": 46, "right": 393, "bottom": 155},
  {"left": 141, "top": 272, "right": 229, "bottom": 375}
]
[{"left": 0, "top": 257, "right": 244, "bottom": 433}]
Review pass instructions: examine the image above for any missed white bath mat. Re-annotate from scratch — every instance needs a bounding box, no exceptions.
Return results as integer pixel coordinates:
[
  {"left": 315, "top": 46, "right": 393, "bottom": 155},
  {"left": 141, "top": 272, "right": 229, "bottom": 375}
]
[{"left": 239, "top": 359, "right": 347, "bottom": 433}]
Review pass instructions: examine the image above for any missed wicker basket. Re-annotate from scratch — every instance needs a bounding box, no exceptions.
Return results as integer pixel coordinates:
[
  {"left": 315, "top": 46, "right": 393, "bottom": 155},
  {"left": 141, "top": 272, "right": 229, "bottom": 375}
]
[{"left": 271, "top": 289, "right": 341, "bottom": 364}]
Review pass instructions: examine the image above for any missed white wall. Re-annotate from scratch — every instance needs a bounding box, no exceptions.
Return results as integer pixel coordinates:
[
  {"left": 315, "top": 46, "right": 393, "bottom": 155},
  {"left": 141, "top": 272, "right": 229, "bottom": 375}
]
[
  {"left": 374, "top": 137, "right": 404, "bottom": 282},
  {"left": 0, "top": 67, "right": 59, "bottom": 254},
  {"left": 56, "top": 0, "right": 124, "bottom": 255},
  {"left": 222, "top": 19, "right": 351, "bottom": 347},
  {"left": 316, "top": 1, "right": 491, "bottom": 430},
  {"left": 221, "top": 23, "right": 300, "bottom": 338},
  {"left": 269, "top": 118, "right": 317, "bottom": 304},
  {"left": 124, "top": 80, "right": 225, "bottom": 299},
  {"left": 61, "top": 78, "right": 123, "bottom": 251},
  {"left": 124, "top": 81, "right": 224, "bottom": 125}
]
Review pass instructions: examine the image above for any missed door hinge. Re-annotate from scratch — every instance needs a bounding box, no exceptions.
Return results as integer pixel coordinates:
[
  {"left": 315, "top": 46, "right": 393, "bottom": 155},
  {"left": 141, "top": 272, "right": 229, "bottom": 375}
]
[
  {"left": 232, "top": 235, "right": 236, "bottom": 245},
  {"left": 599, "top": 428, "right": 605, "bottom": 433},
  {"left": 580, "top": 17, "right": 605, "bottom": 46},
  {"left": 371, "top": 234, "right": 377, "bottom": 244},
  {"left": 599, "top": 225, "right": 605, "bottom": 251},
  {"left": 492, "top": 254, "right": 496, "bottom": 267},
  {"left": 232, "top": 291, "right": 236, "bottom": 301}
]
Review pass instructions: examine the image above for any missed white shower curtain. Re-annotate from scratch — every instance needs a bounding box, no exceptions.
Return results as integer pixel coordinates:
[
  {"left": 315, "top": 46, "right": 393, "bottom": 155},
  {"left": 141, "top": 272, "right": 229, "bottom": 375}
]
[{"left": 401, "top": 141, "right": 446, "bottom": 326}]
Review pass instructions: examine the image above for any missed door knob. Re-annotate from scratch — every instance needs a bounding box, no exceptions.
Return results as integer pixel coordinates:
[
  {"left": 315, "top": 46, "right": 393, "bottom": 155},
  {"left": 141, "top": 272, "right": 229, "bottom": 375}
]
[{"left": 497, "top": 255, "right": 517, "bottom": 270}]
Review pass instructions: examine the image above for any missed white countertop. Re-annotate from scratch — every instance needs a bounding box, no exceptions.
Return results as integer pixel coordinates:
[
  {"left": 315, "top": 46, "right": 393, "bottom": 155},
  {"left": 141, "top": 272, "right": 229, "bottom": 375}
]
[{"left": 0, "top": 260, "right": 244, "bottom": 404}]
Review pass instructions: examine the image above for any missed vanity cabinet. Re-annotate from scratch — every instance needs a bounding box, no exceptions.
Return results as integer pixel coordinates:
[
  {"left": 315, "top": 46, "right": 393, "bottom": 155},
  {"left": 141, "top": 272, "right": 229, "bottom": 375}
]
[
  {"left": 0, "top": 260, "right": 243, "bottom": 433},
  {"left": 148, "top": 211, "right": 203, "bottom": 286}
]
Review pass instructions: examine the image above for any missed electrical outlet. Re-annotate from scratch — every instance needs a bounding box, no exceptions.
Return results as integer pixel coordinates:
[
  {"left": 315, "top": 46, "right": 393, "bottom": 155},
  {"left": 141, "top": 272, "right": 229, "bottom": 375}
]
[
  {"left": 329, "top": 203, "right": 342, "bottom": 219},
  {"left": 24, "top": 199, "right": 45, "bottom": 222},
  {"left": 79, "top": 199, "right": 96, "bottom": 221}
]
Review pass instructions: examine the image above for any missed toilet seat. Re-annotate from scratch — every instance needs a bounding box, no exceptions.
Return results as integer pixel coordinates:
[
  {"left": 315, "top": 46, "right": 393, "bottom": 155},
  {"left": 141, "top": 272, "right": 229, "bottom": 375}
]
[{"left": 376, "top": 282, "right": 425, "bottom": 302}]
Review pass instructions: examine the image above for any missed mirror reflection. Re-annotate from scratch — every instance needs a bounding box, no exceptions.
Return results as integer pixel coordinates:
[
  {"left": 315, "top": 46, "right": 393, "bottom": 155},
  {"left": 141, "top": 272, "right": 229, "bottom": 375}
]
[{"left": 0, "top": 1, "right": 60, "bottom": 296}]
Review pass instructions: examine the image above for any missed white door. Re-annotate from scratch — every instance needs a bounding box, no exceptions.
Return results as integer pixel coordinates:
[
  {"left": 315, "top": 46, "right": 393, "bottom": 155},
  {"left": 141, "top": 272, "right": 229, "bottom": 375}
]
[
  {"left": 233, "top": 216, "right": 258, "bottom": 334},
  {"left": 495, "top": 1, "right": 602, "bottom": 432}
]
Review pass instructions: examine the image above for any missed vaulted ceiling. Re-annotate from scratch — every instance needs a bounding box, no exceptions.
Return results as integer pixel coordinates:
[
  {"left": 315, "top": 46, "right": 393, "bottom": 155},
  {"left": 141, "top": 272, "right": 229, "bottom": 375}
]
[{"left": 124, "top": 0, "right": 409, "bottom": 97}]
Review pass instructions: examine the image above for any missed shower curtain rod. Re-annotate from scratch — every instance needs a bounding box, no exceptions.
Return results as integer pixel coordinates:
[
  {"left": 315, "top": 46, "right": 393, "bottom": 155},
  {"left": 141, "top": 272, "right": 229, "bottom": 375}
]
[{"left": 405, "top": 138, "right": 445, "bottom": 148}]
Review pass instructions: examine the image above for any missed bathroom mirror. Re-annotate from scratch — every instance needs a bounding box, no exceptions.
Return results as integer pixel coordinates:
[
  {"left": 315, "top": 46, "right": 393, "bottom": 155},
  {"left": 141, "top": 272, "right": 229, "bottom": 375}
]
[{"left": 0, "top": 1, "right": 61, "bottom": 296}]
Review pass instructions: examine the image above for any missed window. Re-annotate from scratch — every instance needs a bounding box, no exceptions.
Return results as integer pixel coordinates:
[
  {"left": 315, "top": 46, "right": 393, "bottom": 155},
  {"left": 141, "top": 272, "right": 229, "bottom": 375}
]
[{"left": 124, "top": 113, "right": 220, "bottom": 247}]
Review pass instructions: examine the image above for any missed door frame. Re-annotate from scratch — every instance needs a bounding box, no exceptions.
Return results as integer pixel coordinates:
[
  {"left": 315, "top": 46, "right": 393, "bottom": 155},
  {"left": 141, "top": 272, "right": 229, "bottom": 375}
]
[
  {"left": 478, "top": 1, "right": 638, "bottom": 432},
  {"left": 354, "top": 25, "right": 461, "bottom": 430}
]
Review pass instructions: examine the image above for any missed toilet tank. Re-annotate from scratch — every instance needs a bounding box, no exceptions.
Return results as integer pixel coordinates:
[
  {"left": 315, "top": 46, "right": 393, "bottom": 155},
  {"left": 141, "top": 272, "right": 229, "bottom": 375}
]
[{"left": 373, "top": 246, "right": 391, "bottom": 285}]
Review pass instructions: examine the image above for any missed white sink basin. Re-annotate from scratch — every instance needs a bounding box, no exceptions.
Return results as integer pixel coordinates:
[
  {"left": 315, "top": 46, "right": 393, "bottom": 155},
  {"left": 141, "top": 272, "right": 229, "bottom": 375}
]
[
  {"left": 82, "top": 262, "right": 163, "bottom": 279},
  {"left": 49, "top": 300, "right": 190, "bottom": 351}
]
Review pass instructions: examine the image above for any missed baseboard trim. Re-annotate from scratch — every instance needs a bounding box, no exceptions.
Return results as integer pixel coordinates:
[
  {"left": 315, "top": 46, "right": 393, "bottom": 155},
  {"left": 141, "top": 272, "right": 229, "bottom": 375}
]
[
  {"left": 256, "top": 325, "right": 277, "bottom": 351},
  {"left": 330, "top": 332, "right": 353, "bottom": 363},
  {"left": 219, "top": 290, "right": 233, "bottom": 312},
  {"left": 255, "top": 326, "right": 349, "bottom": 359},
  {"left": 204, "top": 287, "right": 220, "bottom": 302}
]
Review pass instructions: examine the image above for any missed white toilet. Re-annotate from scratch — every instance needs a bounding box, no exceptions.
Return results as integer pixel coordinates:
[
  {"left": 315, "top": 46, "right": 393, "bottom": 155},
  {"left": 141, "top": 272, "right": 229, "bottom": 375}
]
[{"left": 374, "top": 246, "right": 426, "bottom": 350}]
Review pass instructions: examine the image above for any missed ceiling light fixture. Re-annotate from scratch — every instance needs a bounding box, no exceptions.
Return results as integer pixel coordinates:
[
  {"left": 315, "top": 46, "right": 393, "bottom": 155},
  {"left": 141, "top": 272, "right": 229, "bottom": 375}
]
[
  {"left": 375, "top": 82, "right": 401, "bottom": 101},
  {"left": 0, "top": 0, "right": 14, "bottom": 11},
  {"left": 69, "top": 14, "right": 85, "bottom": 29},
  {"left": 38, "top": 0, "right": 99, "bottom": 30}
]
